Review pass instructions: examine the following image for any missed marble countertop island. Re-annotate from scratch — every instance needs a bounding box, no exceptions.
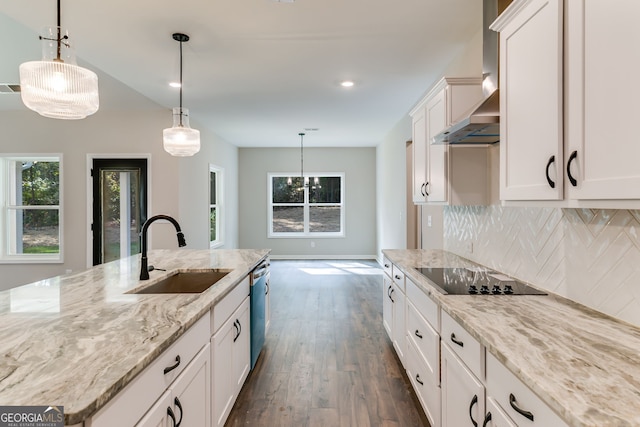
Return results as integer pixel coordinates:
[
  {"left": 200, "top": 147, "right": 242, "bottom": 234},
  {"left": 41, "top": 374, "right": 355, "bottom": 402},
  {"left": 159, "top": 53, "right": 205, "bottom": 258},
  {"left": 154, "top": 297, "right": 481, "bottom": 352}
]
[
  {"left": 383, "top": 249, "right": 640, "bottom": 427},
  {"left": 0, "top": 248, "right": 269, "bottom": 425}
]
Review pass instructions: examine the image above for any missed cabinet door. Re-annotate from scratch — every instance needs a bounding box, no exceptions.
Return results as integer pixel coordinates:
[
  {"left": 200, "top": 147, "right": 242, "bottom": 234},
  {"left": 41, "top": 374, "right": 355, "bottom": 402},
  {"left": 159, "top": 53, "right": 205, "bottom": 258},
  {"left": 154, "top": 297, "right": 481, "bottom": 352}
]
[
  {"left": 391, "top": 282, "right": 406, "bottom": 364},
  {"left": 135, "top": 391, "right": 172, "bottom": 427},
  {"left": 233, "top": 298, "right": 251, "bottom": 391},
  {"left": 483, "top": 397, "right": 517, "bottom": 427},
  {"left": 412, "top": 106, "right": 428, "bottom": 203},
  {"left": 382, "top": 274, "right": 393, "bottom": 339},
  {"left": 565, "top": 0, "right": 640, "bottom": 199},
  {"left": 171, "top": 344, "right": 210, "bottom": 427},
  {"left": 497, "top": 0, "right": 564, "bottom": 201},
  {"left": 441, "top": 343, "right": 485, "bottom": 427},
  {"left": 265, "top": 272, "right": 271, "bottom": 333},
  {"left": 426, "top": 90, "right": 448, "bottom": 202}
]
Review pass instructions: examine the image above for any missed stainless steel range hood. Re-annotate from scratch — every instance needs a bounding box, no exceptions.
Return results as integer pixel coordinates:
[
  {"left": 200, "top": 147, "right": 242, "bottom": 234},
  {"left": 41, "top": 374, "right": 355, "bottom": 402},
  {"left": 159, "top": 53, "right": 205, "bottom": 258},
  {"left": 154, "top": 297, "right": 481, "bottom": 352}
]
[{"left": 433, "top": 0, "right": 510, "bottom": 145}]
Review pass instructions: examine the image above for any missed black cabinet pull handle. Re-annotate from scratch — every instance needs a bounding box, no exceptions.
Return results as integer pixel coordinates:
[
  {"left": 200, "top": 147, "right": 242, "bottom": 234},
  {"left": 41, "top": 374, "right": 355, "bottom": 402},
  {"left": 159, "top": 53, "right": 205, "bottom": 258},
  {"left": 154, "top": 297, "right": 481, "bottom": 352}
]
[
  {"left": 389, "top": 288, "right": 395, "bottom": 303},
  {"left": 482, "top": 412, "right": 492, "bottom": 427},
  {"left": 394, "top": 274, "right": 401, "bottom": 280},
  {"left": 387, "top": 285, "right": 392, "bottom": 298},
  {"left": 234, "top": 319, "right": 242, "bottom": 342},
  {"left": 545, "top": 155, "right": 556, "bottom": 188},
  {"left": 420, "top": 182, "right": 426, "bottom": 197},
  {"left": 425, "top": 181, "right": 430, "bottom": 196},
  {"left": 510, "top": 393, "right": 534, "bottom": 421},
  {"left": 415, "top": 330, "right": 423, "bottom": 339},
  {"left": 174, "top": 396, "right": 183, "bottom": 427},
  {"left": 384, "top": 263, "right": 390, "bottom": 268},
  {"left": 163, "top": 355, "right": 181, "bottom": 375},
  {"left": 450, "top": 333, "right": 464, "bottom": 347},
  {"left": 469, "top": 394, "right": 478, "bottom": 427},
  {"left": 416, "top": 374, "right": 424, "bottom": 385},
  {"left": 265, "top": 281, "right": 269, "bottom": 295},
  {"left": 567, "top": 150, "right": 578, "bottom": 187},
  {"left": 167, "top": 407, "right": 177, "bottom": 427}
]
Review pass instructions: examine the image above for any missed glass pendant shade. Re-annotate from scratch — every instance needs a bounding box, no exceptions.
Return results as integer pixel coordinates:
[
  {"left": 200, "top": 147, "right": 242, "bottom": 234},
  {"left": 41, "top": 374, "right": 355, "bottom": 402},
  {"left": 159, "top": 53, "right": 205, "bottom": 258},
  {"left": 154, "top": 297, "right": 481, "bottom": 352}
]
[
  {"left": 163, "top": 108, "right": 201, "bottom": 156},
  {"left": 19, "top": 27, "right": 99, "bottom": 120}
]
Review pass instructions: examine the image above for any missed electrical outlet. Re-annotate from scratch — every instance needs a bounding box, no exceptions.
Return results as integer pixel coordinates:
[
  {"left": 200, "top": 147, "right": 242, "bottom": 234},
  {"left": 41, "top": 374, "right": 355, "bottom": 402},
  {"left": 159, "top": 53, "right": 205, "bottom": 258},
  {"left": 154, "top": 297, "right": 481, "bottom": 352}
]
[
  {"left": 310, "top": 241, "right": 315, "bottom": 248},
  {"left": 427, "top": 215, "right": 432, "bottom": 227}
]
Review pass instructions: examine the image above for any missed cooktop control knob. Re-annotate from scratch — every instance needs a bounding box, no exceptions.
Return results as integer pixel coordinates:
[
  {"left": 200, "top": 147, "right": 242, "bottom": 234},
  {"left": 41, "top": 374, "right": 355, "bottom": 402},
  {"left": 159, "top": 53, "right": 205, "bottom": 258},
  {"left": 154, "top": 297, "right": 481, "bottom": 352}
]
[
  {"left": 480, "top": 285, "right": 490, "bottom": 294},
  {"left": 503, "top": 284, "right": 514, "bottom": 294},
  {"left": 468, "top": 285, "right": 478, "bottom": 294},
  {"left": 492, "top": 285, "right": 502, "bottom": 294}
]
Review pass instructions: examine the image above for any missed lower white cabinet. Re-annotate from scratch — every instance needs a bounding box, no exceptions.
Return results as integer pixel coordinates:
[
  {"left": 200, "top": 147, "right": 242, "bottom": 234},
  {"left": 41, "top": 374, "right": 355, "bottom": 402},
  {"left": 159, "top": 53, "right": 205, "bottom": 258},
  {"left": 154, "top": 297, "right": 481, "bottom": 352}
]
[
  {"left": 441, "top": 342, "right": 485, "bottom": 427},
  {"left": 382, "top": 267, "right": 406, "bottom": 365},
  {"left": 211, "top": 277, "right": 251, "bottom": 427},
  {"left": 87, "top": 314, "right": 210, "bottom": 427},
  {"left": 136, "top": 343, "right": 211, "bottom": 427},
  {"left": 265, "top": 270, "right": 271, "bottom": 334},
  {"left": 382, "top": 274, "right": 393, "bottom": 337},
  {"left": 485, "top": 352, "right": 568, "bottom": 427}
]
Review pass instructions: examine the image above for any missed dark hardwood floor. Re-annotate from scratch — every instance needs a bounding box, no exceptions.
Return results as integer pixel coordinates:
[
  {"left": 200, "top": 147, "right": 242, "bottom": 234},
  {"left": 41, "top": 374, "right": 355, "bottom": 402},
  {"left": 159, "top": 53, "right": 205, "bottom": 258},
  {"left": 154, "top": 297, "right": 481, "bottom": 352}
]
[{"left": 225, "top": 260, "right": 430, "bottom": 427}]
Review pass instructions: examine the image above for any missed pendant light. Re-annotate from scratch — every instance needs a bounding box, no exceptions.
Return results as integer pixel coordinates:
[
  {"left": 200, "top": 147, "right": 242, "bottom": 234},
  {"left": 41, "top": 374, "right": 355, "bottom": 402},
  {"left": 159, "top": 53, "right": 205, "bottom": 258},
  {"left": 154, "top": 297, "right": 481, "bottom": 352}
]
[
  {"left": 163, "top": 33, "right": 200, "bottom": 157},
  {"left": 19, "top": 0, "right": 99, "bottom": 120}
]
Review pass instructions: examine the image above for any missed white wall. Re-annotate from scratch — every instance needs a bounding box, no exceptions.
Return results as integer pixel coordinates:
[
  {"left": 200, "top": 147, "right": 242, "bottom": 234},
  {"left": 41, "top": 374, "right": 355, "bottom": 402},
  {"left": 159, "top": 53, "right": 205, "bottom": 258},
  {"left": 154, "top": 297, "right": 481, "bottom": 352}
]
[
  {"left": 238, "top": 147, "right": 376, "bottom": 258},
  {"left": 376, "top": 116, "right": 411, "bottom": 261}
]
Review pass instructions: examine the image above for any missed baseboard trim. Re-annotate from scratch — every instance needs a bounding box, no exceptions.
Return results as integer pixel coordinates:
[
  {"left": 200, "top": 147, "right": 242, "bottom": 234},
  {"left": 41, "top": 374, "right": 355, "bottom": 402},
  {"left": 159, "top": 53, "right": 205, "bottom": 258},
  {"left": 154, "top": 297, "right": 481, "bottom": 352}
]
[{"left": 269, "top": 254, "right": 377, "bottom": 260}]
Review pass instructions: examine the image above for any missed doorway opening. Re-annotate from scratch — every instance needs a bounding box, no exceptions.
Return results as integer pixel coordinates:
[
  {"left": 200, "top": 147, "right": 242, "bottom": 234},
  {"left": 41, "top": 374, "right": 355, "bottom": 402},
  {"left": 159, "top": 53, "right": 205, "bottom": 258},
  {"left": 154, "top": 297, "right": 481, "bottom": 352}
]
[{"left": 91, "top": 158, "right": 148, "bottom": 266}]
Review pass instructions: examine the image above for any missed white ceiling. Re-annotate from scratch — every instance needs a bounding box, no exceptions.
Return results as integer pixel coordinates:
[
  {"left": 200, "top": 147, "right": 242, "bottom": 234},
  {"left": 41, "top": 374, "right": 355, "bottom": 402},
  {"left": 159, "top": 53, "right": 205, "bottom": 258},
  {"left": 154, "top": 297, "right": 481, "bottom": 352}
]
[{"left": 0, "top": 0, "right": 481, "bottom": 147}]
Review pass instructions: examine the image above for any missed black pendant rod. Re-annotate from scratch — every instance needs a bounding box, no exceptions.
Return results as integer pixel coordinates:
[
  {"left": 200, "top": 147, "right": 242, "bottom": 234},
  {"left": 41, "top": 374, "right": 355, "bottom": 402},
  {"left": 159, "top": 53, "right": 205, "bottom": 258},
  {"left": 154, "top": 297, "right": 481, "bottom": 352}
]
[
  {"left": 173, "top": 33, "right": 190, "bottom": 127},
  {"left": 56, "top": 0, "right": 61, "bottom": 60}
]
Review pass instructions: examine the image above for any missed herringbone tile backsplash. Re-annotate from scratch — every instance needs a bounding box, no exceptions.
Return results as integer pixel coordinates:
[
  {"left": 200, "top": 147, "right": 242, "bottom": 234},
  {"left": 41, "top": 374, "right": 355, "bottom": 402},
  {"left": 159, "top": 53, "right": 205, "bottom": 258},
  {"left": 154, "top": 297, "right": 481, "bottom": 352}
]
[{"left": 443, "top": 206, "right": 640, "bottom": 327}]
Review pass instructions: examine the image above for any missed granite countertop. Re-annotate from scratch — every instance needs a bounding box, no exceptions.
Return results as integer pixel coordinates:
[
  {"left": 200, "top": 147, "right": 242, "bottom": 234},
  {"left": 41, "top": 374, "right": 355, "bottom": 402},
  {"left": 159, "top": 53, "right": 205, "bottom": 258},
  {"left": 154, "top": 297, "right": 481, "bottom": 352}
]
[
  {"left": 382, "top": 249, "right": 640, "bottom": 427},
  {"left": 0, "top": 248, "right": 269, "bottom": 425}
]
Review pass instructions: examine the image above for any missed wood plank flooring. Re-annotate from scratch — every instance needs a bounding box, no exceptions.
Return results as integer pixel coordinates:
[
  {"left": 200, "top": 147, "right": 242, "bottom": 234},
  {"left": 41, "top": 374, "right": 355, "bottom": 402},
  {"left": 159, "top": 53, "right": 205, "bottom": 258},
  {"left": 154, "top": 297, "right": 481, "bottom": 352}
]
[{"left": 225, "top": 260, "right": 430, "bottom": 427}]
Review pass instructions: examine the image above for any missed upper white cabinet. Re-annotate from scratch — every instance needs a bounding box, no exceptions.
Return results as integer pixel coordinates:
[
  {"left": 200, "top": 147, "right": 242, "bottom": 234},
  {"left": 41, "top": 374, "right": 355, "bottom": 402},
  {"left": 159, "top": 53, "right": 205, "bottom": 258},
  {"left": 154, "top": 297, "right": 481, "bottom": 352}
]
[
  {"left": 411, "top": 77, "right": 492, "bottom": 205},
  {"left": 493, "top": 0, "right": 563, "bottom": 201},
  {"left": 494, "top": 0, "right": 640, "bottom": 205}
]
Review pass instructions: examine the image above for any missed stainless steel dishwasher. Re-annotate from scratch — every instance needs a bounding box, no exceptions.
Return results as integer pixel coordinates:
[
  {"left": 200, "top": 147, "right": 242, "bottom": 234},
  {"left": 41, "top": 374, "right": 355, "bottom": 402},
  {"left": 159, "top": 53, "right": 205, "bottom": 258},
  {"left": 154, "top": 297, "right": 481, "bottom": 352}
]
[{"left": 250, "top": 259, "right": 269, "bottom": 370}]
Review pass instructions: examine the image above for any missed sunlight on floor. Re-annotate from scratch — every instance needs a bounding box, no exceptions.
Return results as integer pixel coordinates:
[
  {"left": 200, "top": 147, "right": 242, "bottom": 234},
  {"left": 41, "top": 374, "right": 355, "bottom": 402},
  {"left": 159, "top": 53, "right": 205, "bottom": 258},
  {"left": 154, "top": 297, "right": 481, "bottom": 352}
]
[{"left": 299, "top": 261, "right": 382, "bottom": 276}]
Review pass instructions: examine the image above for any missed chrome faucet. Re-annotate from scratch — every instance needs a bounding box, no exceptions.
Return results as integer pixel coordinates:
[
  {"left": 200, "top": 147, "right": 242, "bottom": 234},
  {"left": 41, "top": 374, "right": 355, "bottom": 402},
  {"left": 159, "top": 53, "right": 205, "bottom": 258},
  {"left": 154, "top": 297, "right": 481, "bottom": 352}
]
[{"left": 140, "top": 214, "right": 186, "bottom": 280}]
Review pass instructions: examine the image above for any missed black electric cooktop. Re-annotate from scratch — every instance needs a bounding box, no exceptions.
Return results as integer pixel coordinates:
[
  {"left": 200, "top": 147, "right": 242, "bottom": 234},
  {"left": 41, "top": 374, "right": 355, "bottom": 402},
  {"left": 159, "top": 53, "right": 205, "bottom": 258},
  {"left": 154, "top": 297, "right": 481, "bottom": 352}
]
[{"left": 415, "top": 267, "right": 547, "bottom": 296}]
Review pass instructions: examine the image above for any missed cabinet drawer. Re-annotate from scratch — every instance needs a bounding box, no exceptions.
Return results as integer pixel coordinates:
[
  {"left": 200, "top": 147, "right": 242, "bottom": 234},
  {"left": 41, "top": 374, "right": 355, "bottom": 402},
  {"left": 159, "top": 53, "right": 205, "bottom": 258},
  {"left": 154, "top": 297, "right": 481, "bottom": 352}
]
[
  {"left": 382, "top": 257, "right": 393, "bottom": 278},
  {"left": 406, "top": 300, "right": 439, "bottom": 385},
  {"left": 89, "top": 313, "right": 210, "bottom": 427},
  {"left": 486, "top": 352, "right": 568, "bottom": 426},
  {"left": 212, "top": 275, "right": 250, "bottom": 334},
  {"left": 406, "top": 276, "right": 439, "bottom": 331},
  {"left": 391, "top": 265, "right": 405, "bottom": 290},
  {"left": 441, "top": 310, "right": 484, "bottom": 380},
  {"left": 406, "top": 338, "right": 441, "bottom": 427}
]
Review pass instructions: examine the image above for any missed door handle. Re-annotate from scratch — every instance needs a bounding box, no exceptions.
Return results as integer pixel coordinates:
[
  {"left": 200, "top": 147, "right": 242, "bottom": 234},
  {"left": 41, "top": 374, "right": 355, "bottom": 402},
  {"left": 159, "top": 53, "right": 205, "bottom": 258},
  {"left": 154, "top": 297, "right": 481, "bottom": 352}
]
[
  {"left": 545, "top": 155, "right": 556, "bottom": 188},
  {"left": 163, "top": 355, "right": 181, "bottom": 375},
  {"left": 567, "top": 150, "right": 578, "bottom": 187}
]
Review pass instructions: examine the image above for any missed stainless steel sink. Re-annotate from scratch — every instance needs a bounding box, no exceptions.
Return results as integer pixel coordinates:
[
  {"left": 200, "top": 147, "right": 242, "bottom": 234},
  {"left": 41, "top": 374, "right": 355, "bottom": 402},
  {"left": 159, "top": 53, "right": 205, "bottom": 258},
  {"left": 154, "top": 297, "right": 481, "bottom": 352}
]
[{"left": 131, "top": 270, "right": 231, "bottom": 294}]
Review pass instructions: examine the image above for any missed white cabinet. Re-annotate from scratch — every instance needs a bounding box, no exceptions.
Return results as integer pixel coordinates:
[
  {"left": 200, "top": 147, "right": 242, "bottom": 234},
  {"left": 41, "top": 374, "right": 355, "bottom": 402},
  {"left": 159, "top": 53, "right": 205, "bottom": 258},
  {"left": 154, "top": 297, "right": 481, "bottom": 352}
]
[
  {"left": 411, "top": 77, "right": 491, "bottom": 205},
  {"left": 441, "top": 343, "right": 485, "bottom": 427},
  {"left": 494, "top": 0, "right": 640, "bottom": 205},
  {"left": 381, "top": 260, "right": 406, "bottom": 366},
  {"left": 405, "top": 277, "right": 441, "bottom": 427},
  {"left": 137, "top": 343, "right": 211, "bottom": 427},
  {"left": 485, "top": 352, "right": 568, "bottom": 427},
  {"left": 211, "top": 277, "right": 251, "bottom": 427},
  {"left": 88, "top": 314, "right": 211, "bottom": 427},
  {"left": 382, "top": 273, "right": 393, "bottom": 338},
  {"left": 494, "top": 0, "right": 563, "bottom": 201},
  {"left": 265, "top": 270, "right": 271, "bottom": 333}
]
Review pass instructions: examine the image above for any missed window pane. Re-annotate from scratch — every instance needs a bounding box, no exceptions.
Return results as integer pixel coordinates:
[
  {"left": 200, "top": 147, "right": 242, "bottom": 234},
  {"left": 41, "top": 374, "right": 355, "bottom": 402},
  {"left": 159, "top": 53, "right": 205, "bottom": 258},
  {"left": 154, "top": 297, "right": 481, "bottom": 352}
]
[
  {"left": 20, "top": 161, "right": 60, "bottom": 206},
  {"left": 273, "top": 206, "right": 303, "bottom": 232},
  {"left": 20, "top": 209, "right": 60, "bottom": 254},
  {"left": 309, "top": 206, "right": 341, "bottom": 232},
  {"left": 210, "top": 208, "right": 217, "bottom": 241},
  {"left": 272, "top": 177, "right": 304, "bottom": 203},
  {"left": 309, "top": 176, "right": 341, "bottom": 203},
  {"left": 210, "top": 172, "right": 216, "bottom": 204}
]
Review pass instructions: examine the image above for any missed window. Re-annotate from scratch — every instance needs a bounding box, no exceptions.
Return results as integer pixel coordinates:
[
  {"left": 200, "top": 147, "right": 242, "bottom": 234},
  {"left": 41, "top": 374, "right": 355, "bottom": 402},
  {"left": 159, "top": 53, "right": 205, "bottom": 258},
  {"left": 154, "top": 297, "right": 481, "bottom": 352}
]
[
  {"left": 0, "top": 155, "right": 62, "bottom": 263},
  {"left": 268, "top": 173, "right": 344, "bottom": 237},
  {"left": 209, "top": 165, "right": 224, "bottom": 248}
]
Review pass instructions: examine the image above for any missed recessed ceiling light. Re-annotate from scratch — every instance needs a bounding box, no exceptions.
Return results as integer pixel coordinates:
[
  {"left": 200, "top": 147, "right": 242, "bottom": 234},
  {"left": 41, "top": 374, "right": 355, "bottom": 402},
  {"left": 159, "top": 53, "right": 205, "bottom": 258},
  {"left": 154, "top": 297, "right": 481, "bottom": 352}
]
[
  {"left": 340, "top": 80, "right": 355, "bottom": 88},
  {"left": 169, "top": 82, "right": 181, "bottom": 88}
]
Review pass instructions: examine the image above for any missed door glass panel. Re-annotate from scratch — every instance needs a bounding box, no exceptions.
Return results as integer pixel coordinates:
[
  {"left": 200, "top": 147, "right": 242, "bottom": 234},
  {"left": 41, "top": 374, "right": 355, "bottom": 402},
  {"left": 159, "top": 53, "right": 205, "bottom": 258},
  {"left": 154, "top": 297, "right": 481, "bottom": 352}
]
[{"left": 100, "top": 169, "right": 142, "bottom": 263}]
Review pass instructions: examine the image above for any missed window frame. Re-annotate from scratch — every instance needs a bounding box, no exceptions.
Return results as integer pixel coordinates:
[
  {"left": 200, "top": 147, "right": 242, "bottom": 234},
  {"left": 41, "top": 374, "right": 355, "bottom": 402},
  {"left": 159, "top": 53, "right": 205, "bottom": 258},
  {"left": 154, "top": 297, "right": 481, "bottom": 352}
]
[
  {"left": 267, "top": 172, "right": 345, "bottom": 238},
  {"left": 209, "top": 164, "right": 224, "bottom": 248},
  {"left": 0, "top": 154, "right": 64, "bottom": 264}
]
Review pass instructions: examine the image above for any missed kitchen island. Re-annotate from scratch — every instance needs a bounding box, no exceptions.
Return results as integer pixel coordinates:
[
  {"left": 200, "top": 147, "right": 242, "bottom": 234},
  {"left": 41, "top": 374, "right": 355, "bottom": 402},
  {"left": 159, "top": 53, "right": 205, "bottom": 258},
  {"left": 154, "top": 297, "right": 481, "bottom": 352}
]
[
  {"left": 0, "top": 248, "right": 269, "bottom": 425},
  {"left": 383, "top": 249, "right": 640, "bottom": 427}
]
